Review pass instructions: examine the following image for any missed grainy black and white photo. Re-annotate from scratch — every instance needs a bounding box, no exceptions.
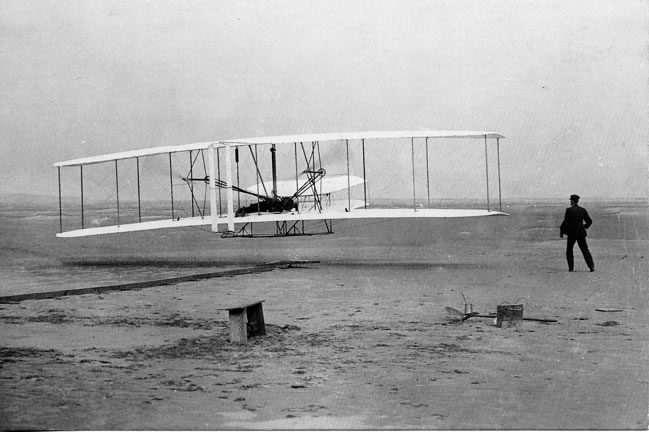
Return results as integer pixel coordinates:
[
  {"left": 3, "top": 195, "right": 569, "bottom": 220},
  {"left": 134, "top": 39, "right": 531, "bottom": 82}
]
[{"left": 1, "top": 0, "right": 648, "bottom": 429}]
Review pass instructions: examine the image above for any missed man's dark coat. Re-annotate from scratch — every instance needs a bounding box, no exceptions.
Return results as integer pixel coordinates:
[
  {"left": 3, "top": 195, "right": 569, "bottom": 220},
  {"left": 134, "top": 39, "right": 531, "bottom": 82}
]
[{"left": 560, "top": 205, "right": 592, "bottom": 237}]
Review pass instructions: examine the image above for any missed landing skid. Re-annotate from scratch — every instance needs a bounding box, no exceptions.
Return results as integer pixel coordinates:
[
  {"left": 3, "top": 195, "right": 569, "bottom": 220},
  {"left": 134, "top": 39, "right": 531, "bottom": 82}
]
[{"left": 221, "top": 219, "right": 334, "bottom": 238}]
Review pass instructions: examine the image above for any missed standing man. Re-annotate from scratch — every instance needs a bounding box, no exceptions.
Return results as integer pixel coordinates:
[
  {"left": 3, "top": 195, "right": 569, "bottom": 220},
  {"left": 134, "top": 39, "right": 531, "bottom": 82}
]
[{"left": 560, "top": 194, "right": 595, "bottom": 272}]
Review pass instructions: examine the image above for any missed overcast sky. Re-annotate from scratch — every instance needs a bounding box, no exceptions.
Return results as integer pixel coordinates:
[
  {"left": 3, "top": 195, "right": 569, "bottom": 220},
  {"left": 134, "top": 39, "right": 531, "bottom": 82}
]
[{"left": 1, "top": 0, "right": 647, "bottom": 200}]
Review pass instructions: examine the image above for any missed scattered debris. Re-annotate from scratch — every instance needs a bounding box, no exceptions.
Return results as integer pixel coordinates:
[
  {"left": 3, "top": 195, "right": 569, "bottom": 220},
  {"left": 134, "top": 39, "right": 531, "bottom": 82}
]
[
  {"left": 444, "top": 306, "right": 557, "bottom": 324},
  {"left": 496, "top": 303, "right": 524, "bottom": 327},
  {"left": 597, "top": 321, "right": 620, "bottom": 327}
]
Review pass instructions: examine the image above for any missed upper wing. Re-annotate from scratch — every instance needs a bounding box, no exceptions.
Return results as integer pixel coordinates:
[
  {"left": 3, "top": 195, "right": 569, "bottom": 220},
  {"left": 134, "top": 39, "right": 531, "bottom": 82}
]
[
  {"left": 54, "top": 130, "right": 505, "bottom": 167},
  {"left": 223, "top": 130, "right": 505, "bottom": 146},
  {"left": 53, "top": 141, "right": 220, "bottom": 167}
]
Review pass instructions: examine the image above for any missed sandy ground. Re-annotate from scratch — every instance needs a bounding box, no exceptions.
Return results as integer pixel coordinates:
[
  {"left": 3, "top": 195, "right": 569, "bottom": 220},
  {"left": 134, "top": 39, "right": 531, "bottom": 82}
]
[{"left": 0, "top": 201, "right": 648, "bottom": 429}]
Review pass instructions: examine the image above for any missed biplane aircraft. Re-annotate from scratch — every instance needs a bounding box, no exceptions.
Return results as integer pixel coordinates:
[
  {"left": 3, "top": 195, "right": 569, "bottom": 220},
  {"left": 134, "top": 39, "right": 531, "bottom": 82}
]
[{"left": 54, "top": 131, "right": 507, "bottom": 238}]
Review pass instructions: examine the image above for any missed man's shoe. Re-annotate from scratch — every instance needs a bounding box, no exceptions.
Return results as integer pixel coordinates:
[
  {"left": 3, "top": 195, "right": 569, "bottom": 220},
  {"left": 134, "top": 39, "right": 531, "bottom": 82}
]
[
  {"left": 590, "top": 268, "right": 595, "bottom": 272},
  {"left": 569, "top": 269, "right": 574, "bottom": 272}
]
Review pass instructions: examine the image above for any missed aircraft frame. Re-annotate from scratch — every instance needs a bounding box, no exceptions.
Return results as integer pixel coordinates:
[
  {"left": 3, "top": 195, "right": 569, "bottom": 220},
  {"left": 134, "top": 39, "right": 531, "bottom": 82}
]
[{"left": 54, "top": 130, "right": 507, "bottom": 238}]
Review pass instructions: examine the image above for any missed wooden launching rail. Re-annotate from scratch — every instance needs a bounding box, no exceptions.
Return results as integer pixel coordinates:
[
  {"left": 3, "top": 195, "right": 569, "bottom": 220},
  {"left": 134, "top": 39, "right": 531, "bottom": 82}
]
[{"left": 0, "top": 260, "right": 318, "bottom": 304}]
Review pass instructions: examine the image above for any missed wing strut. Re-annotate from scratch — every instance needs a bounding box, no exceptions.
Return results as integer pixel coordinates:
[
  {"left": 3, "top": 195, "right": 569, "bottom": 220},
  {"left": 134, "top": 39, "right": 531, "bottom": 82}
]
[
  {"left": 484, "top": 135, "right": 490, "bottom": 212},
  {"left": 216, "top": 148, "right": 222, "bottom": 216},
  {"left": 316, "top": 142, "right": 324, "bottom": 195},
  {"left": 235, "top": 147, "right": 241, "bottom": 209},
  {"left": 189, "top": 151, "right": 195, "bottom": 217},
  {"left": 224, "top": 143, "right": 234, "bottom": 232},
  {"left": 411, "top": 137, "right": 417, "bottom": 212},
  {"left": 271, "top": 144, "right": 278, "bottom": 197},
  {"left": 80, "top": 165, "right": 84, "bottom": 229},
  {"left": 136, "top": 157, "right": 142, "bottom": 223},
  {"left": 115, "top": 160, "right": 120, "bottom": 226},
  {"left": 362, "top": 139, "right": 367, "bottom": 209},
  {"left": 425, "top": 137, "right": 431, "bottom": 208},
  {"left": 497, "top": 138, "right": 502, "bottom": 212},
  {"left": 254, "top": 145, "right": 260, "bottom": 214},
  {"left": 57, "top": 167, "right": 62, "bottom": 233},
  {"left": 294, "top": 142, "right": 300, "bottom": 213},
  {"left": 168, "top": 153, "right": 175, "bottom": 220},
  {"left": 208, "top": 144, "right": 218, "bottom": 232},
  {"left": 345, "top": 139, "right": 351, "bottom": 212}
]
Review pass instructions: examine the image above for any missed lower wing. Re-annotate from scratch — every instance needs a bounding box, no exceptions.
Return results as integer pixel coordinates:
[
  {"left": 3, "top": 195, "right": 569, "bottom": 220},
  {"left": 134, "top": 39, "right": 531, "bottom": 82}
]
[{"left": 56, "top": 207, "right": 507, "bottom": 238}]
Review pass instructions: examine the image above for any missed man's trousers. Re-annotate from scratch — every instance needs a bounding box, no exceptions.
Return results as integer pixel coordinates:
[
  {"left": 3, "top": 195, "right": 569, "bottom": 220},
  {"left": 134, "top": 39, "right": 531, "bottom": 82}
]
[{"left": 566, "top": 235, "right": 595, "bottom": 271}]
